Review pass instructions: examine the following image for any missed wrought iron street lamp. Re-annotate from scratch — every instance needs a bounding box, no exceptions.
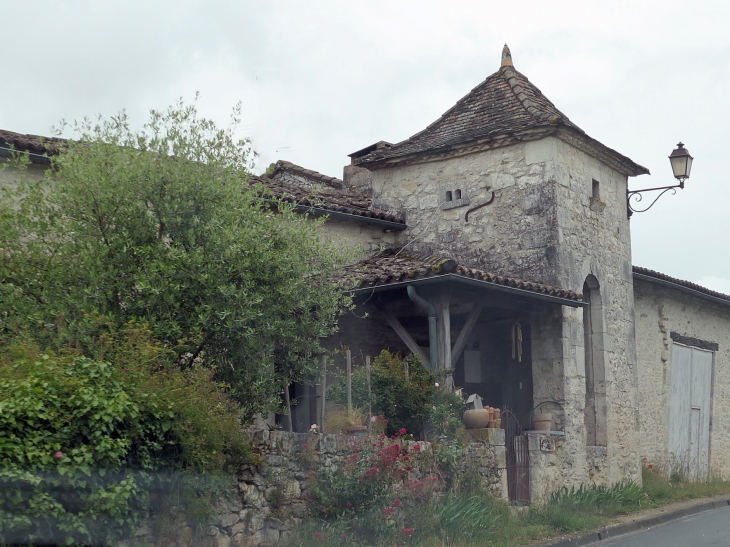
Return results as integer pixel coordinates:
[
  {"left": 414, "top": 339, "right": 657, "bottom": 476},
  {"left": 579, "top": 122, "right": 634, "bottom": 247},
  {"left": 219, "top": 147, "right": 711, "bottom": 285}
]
[{"left": 627, "top": 142, "right": 694, "bottom": 216}]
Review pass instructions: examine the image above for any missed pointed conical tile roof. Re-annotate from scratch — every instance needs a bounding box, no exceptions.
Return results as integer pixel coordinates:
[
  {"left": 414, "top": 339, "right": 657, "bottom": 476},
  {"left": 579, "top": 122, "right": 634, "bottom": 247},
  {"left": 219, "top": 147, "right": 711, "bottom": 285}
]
[{"left": 354, "top": 46, "right": 648, "bottom": 176}]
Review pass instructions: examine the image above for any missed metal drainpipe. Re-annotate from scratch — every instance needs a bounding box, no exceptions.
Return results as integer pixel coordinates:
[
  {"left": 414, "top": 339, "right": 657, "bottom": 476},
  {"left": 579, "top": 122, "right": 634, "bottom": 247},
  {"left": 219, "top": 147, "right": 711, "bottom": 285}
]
[{"left": 407, "top": 285, "right": 438, "bottom": 371}]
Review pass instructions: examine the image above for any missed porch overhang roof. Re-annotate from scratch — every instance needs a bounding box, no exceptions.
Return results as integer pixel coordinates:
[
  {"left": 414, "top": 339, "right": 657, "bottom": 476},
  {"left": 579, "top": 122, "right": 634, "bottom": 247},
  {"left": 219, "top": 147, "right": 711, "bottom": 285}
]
[{"left": 336, "top": 250, "right": 585, "bottom": 307}]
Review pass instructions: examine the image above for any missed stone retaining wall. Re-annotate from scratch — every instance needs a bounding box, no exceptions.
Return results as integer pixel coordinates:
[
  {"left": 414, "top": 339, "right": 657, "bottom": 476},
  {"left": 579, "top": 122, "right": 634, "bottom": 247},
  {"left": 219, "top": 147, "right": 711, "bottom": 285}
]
[{"left": 133, "top": 429, "right": 506, "bottom": 547}]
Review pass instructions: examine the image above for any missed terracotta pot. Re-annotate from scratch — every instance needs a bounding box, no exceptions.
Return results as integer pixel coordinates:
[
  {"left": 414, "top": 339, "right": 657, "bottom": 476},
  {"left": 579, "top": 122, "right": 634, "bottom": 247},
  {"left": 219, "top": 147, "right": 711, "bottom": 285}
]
[
  {"left": 494, "top": 408, "right": 501, "bottom": 420},
  {"left": 488, "top": 420, "right": 496, "bottom": 429},
  {"left": 463, "top": 409, "right": 490, "bottom": 430},
  {"left": 532, "top": 413, "right": 553, "bottom": 431},
  {"left": 488, "top": 408, "right": 495, "bottom": 421}
]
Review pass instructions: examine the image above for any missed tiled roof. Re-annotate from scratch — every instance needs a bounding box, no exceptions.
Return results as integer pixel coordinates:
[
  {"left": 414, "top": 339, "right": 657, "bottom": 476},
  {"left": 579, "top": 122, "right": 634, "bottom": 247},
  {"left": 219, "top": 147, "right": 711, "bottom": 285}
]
[
  {"left": 633, "top": 266, "right": 730, "bottom": 304},
  {"left": 335, "top": 248, "right": 582, "bottom": 302},
  {"left": 270, "top": 160, "right": 344, "bottom": 189},
  {"left": 251, "top": 175, "right": 405, "bottom": 225},
  {"left": 353, "top": 49, "right": 648, "bottom": 176},
  {"left": 0, "top": 129, "right": 65, "bottom": 157}
]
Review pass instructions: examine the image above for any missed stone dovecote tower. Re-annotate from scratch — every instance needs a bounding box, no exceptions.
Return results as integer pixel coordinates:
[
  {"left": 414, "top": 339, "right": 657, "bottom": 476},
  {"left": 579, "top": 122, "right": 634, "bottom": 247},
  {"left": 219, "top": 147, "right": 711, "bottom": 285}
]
[{"left": 349, "top": 45, "right": 650, "bottom": 494}]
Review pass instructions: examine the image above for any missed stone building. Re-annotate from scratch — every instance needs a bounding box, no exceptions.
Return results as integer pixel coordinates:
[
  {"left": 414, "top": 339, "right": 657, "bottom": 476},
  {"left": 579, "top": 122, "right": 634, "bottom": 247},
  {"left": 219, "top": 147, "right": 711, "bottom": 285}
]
[{"left": 2, "top": 45, "right": 729, "bottom": 503}]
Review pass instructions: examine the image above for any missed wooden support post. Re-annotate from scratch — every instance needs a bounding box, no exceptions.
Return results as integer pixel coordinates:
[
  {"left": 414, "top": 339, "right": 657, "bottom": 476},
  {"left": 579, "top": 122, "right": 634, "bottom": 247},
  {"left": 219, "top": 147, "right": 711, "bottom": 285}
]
[
  {"left": 320, "top": 355, "right": 327, "bottom": 432},
  {"left": 366, "top": 355, "right": 372, "bottom": 431},
  {"left": 346, "top": 348, "right": 352, "bottom": 415},
  {"left": 451, "top": 303, "right": 484, "bottom": 367},
  {"left": 435, "top": 291, "right": 453, "bottom": 390},
  {"left": 383, "top": 311, "right": 431, "bottom": 369},
  {"left": 282, "top": 380, "right": 293, "bottom": 432}
]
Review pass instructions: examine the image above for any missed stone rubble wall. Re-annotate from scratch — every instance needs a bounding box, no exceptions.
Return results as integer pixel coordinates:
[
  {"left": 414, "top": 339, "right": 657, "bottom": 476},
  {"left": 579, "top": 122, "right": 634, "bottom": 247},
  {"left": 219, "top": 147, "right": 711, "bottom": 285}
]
[{"left": 133, "top": 429, "right": 506, "bottom": 547}]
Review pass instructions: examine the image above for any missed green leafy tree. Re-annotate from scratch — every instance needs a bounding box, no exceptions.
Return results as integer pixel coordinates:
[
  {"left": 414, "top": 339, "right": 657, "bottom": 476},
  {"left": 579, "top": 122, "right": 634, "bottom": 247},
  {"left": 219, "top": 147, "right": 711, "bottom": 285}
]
[{"left": 0, "top": 98, "right": 354, "bottom": 419}]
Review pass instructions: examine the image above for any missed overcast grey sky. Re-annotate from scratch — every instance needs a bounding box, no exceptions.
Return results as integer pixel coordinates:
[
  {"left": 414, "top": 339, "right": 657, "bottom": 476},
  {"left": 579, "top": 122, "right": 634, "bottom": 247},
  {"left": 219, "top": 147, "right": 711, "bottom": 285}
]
[{"left": 3, "top": 1, "right": 729, "bottom": 292}]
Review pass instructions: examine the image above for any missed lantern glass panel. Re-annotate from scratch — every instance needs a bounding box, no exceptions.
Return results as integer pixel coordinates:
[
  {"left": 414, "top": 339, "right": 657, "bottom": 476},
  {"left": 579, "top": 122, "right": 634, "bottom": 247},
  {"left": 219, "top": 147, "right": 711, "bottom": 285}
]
[{"left": 670, "top": 155, "right": 688, "bottom": 180}]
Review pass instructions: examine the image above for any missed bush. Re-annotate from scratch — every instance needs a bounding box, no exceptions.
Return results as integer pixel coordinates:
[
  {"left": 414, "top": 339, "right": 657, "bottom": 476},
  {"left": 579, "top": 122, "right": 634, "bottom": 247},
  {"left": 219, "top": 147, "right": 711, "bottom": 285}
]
[
  {"left": 0, "top": 99, "right": 353, "bottom": 420},
  {"left": 328, "top": 350, "right": 437, "bottom": 437},
  {"left": 0, "top": 327, "right": 254, "bottom": 546}
]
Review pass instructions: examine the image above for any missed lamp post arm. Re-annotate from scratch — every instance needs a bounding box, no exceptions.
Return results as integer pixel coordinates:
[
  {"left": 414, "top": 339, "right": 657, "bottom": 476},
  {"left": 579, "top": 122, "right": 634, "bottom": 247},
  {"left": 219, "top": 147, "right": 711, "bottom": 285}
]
[{"left": 627, "top": 183, "right": 683, "bottom": 216}]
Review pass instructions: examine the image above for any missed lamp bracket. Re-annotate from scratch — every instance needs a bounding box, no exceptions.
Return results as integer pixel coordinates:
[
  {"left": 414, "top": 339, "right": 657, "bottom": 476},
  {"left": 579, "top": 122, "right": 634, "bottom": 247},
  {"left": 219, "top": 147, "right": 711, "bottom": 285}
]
[{"left": 627, "top": 182, "right": 685, "bottom": 217}]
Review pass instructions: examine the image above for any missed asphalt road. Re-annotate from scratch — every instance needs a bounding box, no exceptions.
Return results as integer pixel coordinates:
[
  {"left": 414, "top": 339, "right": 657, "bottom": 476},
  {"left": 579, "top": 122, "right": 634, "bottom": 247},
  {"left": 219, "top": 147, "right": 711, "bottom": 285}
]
[{"left": 603, "top": 505, "right": 730, "bottom": 547}]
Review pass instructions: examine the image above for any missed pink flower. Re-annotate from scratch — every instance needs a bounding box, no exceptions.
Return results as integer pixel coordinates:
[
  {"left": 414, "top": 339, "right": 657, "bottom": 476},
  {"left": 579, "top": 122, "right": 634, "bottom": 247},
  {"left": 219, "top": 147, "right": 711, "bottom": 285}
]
[
  {"left": 340, "top": 534, "right": 347, "bottom": 541},
  {"left": 403, "top": 456, "right": 410, "bottom": 461},
  {"left": 426, "top": 476, "right": 438, "bottom": 482},
  {"left": 383, "top": 507, "right": 395, "bottom": 517},
  {"left": 399, "top": 427, "right": 407, "bottom": 436},
  {"left": 320, "top": 505, "right": 327, "bottom": 512},
  {"left": 401, "top": 528, "right": 415, "bottom": 537},
  {"left": 309, "top": 470, "right": 317, "bottom": 476},
  {"left": 346, "top": 502, "right": 353, "bottom": 508},
  {"left": 406, "top": 465, "right": 413, "bottom": 470},
  {"left": 55, "top": 452, "right": 63, "bottom": 459},
  {"left": 303, "top": 443, "right": 309, "bottom": 448},
  {"left": 379, "top": 433, "right": 386, "bottom": 439},
  {"left": 393, "top": 498, "right": 401, "bottom": 507},
  {"left": 382, "top": 419, "right": 389, "bottom": 425},
  {"left": 413, "top": 444, "right": 421, "bottom": 451},
  {"left": 314, "top": 532, "right": 323, "bottom": 539},
  {"left": 364, "top": 466, "right": 379, "bottom": 478}
]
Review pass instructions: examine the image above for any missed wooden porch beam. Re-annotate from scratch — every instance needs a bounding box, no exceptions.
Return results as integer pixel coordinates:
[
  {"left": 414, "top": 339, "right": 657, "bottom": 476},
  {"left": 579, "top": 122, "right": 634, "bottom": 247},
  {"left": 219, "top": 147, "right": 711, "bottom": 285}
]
[
  {"left": 383, "top": 311, "right": 431, "bottom": 369},
  {"left": 451, "top": 303, "right": 484, "bottom": 367}
]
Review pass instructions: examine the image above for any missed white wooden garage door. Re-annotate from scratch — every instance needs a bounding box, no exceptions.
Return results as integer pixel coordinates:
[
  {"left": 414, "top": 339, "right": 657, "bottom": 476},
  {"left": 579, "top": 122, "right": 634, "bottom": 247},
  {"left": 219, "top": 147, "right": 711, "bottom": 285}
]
[{"left": 668, "top": 343, "right": 713, "bottom": 480}]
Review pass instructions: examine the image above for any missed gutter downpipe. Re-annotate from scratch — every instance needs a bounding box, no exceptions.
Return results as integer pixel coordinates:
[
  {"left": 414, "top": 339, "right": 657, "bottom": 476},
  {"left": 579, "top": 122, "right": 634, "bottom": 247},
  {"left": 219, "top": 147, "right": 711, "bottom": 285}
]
[{"left": 407, "top": 285, "right": 438, "bottom": 371}]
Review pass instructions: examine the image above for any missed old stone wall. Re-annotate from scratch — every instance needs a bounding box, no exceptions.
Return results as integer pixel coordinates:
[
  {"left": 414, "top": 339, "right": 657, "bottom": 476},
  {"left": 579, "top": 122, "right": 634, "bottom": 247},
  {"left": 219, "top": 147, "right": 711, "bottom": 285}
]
[
  {"left": 133, "top": 430, "right": 506, "bottom": 547},
  {"left": 0, "top": 159, "right": 48, "bottom": 191},
  {"left": 371, "top": 140, "right": 561, "bottom": 284},
  {"left": 371, "top": 136, "right": 641, "bottom": 493},
  {"left": 634, "top": 279, "right": 730, "bottom": 475},
  {"left": 318, "top": 217, "right": 396, "bottom": 255},
  {"left": 551, "top": 137, "right": 641, "bottom": 489}
]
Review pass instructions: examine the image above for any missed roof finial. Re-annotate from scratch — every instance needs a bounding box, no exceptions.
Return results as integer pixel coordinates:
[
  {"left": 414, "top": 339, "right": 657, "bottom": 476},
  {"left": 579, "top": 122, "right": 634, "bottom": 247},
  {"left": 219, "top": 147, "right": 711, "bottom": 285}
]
[{"left": 501, "top": 44, "right": 513, "bottom": 67}]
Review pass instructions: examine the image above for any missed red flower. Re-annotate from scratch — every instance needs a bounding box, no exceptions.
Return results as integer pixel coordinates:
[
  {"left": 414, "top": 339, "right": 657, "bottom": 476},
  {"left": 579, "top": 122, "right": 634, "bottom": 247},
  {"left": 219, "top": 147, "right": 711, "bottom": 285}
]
[
  {"left": 406, "top": 465, "right": 413, "bottom": 470},
  {"left": 403, "top": 456, "right": 410, "bottom": 461},
  {"left": 382, "top": 419, "right": 389, "bottom": 425},
  {"left": 309, "top": 470, "right": 317, "bottom": 476},
  {"left": 340, "top": 534, "right": 347, "bottom": 541},
  {"left": 649, "top": 464, "right": 654, "bottom": 469},
  {"left": 401, "top": 528, "right": 415, "bottom": 537},
  {"left": 426, "top": 476, "right": 438, "bottom": 482},
  {"left": 379, "top": 434, "right": 386, "bottom": 439},
  {"left": 413, "top": 444, "right": 421, "bottom": 451},
  {"left": 314, "top": 532, "right": 323, "bottom": 539},
  {"left": 320, "top": 505, "right": 327, "bottom": 512},
  {"left": 399, "top": 427, "right": 407, "bottom": 436},
  {"left": 346, "top": 502, "right": 353, "bottom": 508},
  {"left": 364, "top": 466, "right": 379, "bottom": 478},
  {"left": 393, "top": 498, "right": 401, "bottom": 507},
  {"left": 383, "top": 507, "right": 395, "bottom": 517}
]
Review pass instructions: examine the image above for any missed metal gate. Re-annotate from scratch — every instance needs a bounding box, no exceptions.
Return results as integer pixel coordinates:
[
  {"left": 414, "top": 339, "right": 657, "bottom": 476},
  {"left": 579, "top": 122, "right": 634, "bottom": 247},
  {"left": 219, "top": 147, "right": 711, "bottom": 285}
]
[{"left": 502, "top": 408, "right": 530, "bottom": 502}]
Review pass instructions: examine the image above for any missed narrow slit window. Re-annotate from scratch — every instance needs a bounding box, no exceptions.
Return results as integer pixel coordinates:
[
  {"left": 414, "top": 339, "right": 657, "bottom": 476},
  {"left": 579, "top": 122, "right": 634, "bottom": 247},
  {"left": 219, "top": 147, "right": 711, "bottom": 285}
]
[
  {"left": 592, "top": 179, "right": 600, "bottom": 200},
  {"left": 454, "top": 189, "right": 462, "bottom": 200},
  {"left": 445, "top": 191, "right": 453, "bottom": 201}
]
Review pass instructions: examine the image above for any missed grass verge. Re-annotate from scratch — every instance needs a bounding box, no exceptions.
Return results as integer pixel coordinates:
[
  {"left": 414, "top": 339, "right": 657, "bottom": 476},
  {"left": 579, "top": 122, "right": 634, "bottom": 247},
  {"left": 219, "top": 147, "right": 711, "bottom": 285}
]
[{"left": 297, "top": 465, "right": 730, "bottom": 546}]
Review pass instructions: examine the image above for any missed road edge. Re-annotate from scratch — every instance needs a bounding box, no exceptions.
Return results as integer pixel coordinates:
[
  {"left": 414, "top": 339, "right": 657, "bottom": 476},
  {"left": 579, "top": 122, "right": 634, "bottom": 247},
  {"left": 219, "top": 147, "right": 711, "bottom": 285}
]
[{"left": 538, "top": 497, "right": 730, "bottom": 547}]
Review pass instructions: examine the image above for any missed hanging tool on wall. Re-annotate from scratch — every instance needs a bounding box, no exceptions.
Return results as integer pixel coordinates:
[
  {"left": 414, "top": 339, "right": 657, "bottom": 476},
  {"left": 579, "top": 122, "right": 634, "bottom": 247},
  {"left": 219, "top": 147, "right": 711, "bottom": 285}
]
[
  {"left": 465, "top": 190, "right": 496, "bottom": 222},
  {"left": 511, "top": 322, "right": 523, "bottom": 362}
]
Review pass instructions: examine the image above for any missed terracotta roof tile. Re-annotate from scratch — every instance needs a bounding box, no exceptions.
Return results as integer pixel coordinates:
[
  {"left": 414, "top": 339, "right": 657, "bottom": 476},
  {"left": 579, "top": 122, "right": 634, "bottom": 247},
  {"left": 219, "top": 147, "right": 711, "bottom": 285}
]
[
  {"left": 353, "top": 53, "right": 648, "bottom": 176},
  {"left": 633, "top": 266, "right": 730, "bottom": 303},
  {"left": 270, "top": 160, "right": 344, "bottom": 190},
  {"left": 334, "top": 248, "right": 581, "bottom": 301},
  {"left": 250, "top": 175, "right": 405, "bottom": 225},
  {"left": 0, "top": 129, "right": 66, "bottom": 157}
]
